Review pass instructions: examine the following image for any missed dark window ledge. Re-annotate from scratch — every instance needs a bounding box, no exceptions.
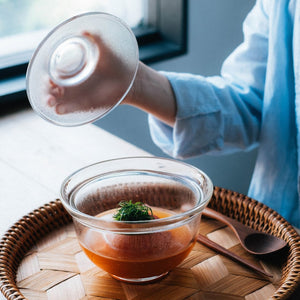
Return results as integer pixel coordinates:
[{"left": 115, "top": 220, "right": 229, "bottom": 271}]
[{"left": 0, "top": 39, "right": 186, "bottom": 103}]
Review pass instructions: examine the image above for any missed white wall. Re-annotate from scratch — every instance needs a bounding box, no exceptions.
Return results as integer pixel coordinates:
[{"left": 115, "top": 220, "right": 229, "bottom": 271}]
[{"left": 95, "top": 0, "right": 257, "bottom": 195}]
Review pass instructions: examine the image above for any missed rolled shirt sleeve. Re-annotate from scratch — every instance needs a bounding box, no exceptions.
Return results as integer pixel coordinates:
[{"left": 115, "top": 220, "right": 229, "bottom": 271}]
[{"left": 149, "top": 0, "right": 268, "bottom": 159}]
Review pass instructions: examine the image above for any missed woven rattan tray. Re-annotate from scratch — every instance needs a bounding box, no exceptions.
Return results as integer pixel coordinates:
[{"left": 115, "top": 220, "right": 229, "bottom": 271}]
[{"left": 0, "top": 187, "right": 299, "bottom": 300}]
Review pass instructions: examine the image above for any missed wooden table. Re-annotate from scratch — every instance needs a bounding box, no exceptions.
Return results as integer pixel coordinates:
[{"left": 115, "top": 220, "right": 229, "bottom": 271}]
[
  {"left": 0, "top": 109, "right": 149, "bottom": 237},
  {"left": 0, "top": 109, "right": 149, "bottom": 300}
]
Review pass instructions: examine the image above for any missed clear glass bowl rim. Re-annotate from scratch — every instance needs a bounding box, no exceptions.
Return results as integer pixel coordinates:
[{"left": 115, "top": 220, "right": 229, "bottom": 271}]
[{"left": 60, "top": 156, "right": 214, "bottom": 233}]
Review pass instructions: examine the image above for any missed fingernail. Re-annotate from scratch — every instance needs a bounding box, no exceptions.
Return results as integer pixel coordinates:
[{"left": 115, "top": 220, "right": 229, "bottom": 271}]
[
  {"left": 56, "top": 105, "right": 66, "bottom": 114},
  {"left": 47, "top": 96, "right": 56, "bottom": 107}
]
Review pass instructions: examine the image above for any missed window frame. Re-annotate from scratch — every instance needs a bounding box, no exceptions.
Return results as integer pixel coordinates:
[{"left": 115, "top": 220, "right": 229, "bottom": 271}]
[{"left": 0, "top": 0, "right": 187, "bottom": 108}]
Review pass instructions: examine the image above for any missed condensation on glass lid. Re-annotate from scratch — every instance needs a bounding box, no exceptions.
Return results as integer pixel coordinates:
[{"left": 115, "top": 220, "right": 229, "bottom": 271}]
[{"left": 26, "top": 12, "right": 139, "bottom": 126}]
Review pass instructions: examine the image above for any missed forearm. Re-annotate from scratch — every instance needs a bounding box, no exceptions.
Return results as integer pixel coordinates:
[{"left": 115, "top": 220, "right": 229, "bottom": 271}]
[{"left": 124, "top": 62, "right": 177, "bottom": 127}]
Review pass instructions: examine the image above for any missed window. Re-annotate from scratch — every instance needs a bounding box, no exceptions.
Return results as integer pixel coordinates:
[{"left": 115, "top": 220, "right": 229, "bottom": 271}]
[
  {"left": 0, "top": 0, "right": 145, "bottom": 69},
  {"left": 0, "top": 0, "right": 187, "bottom": 105}
]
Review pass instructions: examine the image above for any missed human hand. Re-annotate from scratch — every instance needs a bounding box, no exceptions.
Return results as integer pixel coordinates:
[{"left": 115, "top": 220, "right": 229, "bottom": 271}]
[{"left": 46, "top": 32, "right": 136, "bottom": 115}]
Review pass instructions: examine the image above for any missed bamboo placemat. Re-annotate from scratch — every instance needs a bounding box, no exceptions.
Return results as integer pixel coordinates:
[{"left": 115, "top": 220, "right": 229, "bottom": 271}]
[{"left": 0, "top": 187, "right": 299, "bottom": 299}]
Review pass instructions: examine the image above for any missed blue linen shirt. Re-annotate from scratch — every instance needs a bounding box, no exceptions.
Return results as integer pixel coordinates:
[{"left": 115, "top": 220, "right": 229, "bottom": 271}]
[{"left": 148, "top": 0, "right": 300, "bottom": 227}]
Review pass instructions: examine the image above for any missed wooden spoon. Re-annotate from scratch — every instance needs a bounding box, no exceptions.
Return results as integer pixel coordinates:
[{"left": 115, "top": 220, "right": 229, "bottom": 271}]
[{"left": 202, "top": 207, "right": 287, "bottom": 255}]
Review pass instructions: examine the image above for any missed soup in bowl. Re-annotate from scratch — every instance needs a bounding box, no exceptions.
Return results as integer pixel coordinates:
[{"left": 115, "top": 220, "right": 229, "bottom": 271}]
[{"left": 60, "top": 157, "right": 213, "bottom": 283}]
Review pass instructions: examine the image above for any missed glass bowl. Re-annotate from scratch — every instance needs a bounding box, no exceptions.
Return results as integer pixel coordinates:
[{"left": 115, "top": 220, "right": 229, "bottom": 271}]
[{"left": 60, "top": 157, "right": 213, "bottom": 283}]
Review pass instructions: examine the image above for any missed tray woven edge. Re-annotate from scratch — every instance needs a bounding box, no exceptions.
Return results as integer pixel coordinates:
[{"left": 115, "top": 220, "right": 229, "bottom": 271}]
[{"left": 0, "top": 186, "right": 299, "bottom": 300}]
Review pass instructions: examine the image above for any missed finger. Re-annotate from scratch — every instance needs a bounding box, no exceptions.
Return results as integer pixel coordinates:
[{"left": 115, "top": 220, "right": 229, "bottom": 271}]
[
  {"left": 47, "top": 78, "right": 64, "bottom": 97},
  {"left": 49, "top": 79, "right": 56, "bottom": 88},
  {"left": 49, "top": 85, "right": 64, "bottom": 98},
  {"left": 82, "top": 31, "right": 105, "bottom": 53},
  {"left": 47, "top": 95, "right": 57, "bottom": 107},
  {"left": 56, "top": 104, "right": 68, "bottom": 115},
  {"left": 55, "top": 101, "right": 82, "bottom": 115},
  {"left": 82, "top": 31, "right": 94, "bottom": 40},
  {"left": 55, "top": 95, "right": 93, "bottom": 115},
  {"left": 82, "top": 31, "right": 102, "bottom": 44}
]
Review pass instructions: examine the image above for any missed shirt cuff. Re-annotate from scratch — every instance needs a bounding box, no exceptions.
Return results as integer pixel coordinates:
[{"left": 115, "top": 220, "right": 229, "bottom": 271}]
[
  {"left": 148, "top": 71, "right": 223, "bottom": 159},
  {"left": 160, "top": 71, "right": 221, "bottom": 119}
]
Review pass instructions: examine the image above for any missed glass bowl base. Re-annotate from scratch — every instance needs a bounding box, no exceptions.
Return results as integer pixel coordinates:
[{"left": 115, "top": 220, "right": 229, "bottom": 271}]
[{"left": 110, "top": 272, "right": 169, "bottom": 284}]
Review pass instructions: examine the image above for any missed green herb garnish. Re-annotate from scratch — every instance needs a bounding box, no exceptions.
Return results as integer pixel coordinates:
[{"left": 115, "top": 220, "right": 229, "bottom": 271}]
[{"left": 113, "top": 200, "right": 154, "bottom": 221}]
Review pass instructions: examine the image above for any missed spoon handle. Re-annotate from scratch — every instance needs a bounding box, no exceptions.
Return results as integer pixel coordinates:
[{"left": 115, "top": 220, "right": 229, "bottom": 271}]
[
  {"left": 203, "top": 207, "right": 253, "bottom": 241},
  {"left": 197, "top": 234, "right": 273, "bottom": 278}
]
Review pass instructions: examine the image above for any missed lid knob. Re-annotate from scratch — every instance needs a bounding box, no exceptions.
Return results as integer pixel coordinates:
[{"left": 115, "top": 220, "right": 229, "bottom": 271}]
[{"left": 49, "top": 36, "right": 99, "bottom": 86}]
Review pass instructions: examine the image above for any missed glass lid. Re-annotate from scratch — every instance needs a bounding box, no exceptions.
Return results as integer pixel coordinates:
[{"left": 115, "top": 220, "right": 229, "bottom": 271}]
[{"left": 26, "top": 12, "right": 139, "bottom": 126}]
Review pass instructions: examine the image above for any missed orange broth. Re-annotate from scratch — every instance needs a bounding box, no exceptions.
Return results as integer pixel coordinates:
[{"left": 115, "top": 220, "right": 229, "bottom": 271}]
[{"left": 79, "top": 207, "right": 196, "bottom": 279}]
